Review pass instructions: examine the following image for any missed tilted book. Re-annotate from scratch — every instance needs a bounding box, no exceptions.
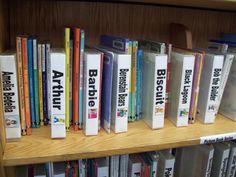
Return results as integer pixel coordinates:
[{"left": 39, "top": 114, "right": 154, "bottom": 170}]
[
  {"left": 83, "top": 50, "right": 103, "bottom": 136},
  {"left": 168, "top": 51, "right": 195, "bottom": 127},
  {"left": 142, "top": 51, "right": 168, "bottom": 129},
  {"left": 49, "top": 49, "right": 66, "bottom": 138},
  {"left": 0, "top": 53, "right": 21, "bottom": 140},
  {"left": 197, "top": 53, "right": 224, "bottom": 123}
]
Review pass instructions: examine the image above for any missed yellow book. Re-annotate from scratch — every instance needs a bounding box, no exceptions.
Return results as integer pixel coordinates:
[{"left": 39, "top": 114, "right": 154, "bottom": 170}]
[
  {"left": 38, "top": 44, "right": 44, "bottom": 126},
  {"left": 65, "top": 28, "right": 70, "bottom": 130}
]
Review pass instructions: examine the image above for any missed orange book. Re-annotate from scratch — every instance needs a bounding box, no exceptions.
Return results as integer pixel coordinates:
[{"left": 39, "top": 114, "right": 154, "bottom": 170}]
[
  {"left": 73, "top": 28, "right": 80, "bottom": 131},
  {"left": 16, "top": 37, "right": 26, "bottom": 135},
  {"left": 21, "top": 37, "right": 32, "bottom": 135}
]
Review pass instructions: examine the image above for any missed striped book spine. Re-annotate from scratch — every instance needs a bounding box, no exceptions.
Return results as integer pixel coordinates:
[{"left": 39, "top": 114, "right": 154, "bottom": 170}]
[
  {"left": 65, "top": 28, "right": 70, "bottom": 130},
  {"left": 22, "top": 37, "right": 32, "bottom": 135},
  {"left": 38, "top": 44, "right": 44, "bottom": 126},
  {"left": 16, "top": 37, "right": 26, "bottom": 135}
]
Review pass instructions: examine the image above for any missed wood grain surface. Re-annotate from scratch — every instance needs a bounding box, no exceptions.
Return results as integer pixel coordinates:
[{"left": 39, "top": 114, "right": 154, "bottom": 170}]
[{"left": 3, "top": 114, "right": 236, "bottom": 166}]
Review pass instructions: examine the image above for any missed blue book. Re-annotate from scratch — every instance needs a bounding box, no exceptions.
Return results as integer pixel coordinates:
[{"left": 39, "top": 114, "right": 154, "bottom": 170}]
[
  {"left": 221, "top": 33, "right": 236, "bottom": 43},
  {"left": 33, "top": 38, "right": 40, "bottom": 127},
  {"left": 95, "top": 47, "right": 114, "bottom": 133},
  {"left": 42, "top": 44, "right": 49, "bottom": 125},
  {"left": 100, "top": 35, "right": 129, "bottom": 53},
  {"left": 79, "top": 30, "right": 85, "bottom": 129},
  {"left": 136, "top": 49, "right": 143, "bottom": 120},
  {"left": 27, "top": 38, "right": 36, "bottom": 128}
]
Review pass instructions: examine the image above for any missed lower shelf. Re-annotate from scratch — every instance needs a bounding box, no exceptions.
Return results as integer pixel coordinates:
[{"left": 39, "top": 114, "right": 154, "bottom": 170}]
[{"left": 3, "top": 114, "right": 236, "bottom": 166}]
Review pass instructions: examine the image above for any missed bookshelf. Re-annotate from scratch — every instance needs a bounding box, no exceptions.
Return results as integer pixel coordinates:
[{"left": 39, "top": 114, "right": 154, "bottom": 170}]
[{"left": 1, "top": 0, "right": 236, "bottom": 177}]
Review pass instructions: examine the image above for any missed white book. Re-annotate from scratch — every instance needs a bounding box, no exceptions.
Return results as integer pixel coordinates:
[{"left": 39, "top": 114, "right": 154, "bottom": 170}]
[
  {"left": 168, "top": 51, "right": 195, "bottom": 127},
  {"left": 49, "top": 50, "right": 66, "bottom": 138},
  {"left": 128, "top": 155, "right": 142, "bottom": 177},
  {"left": 219, "top": 55, "right": 236, "bottom": 121},
  {"left": 97, "top": 158, "right": 109, "bottom": 177},
  {"left": 225, "top": 142, "right": 236, "bottom": 177},
  {"left": 211, "top": 143, "right": 230, "bottom": 177},
  {"left": 0, "top": 53, "right": 21, "bottom": 140},
  {"left": 110, "top": 155, "right": 119, "bottom": 177},
  {"left": 53, "top": 162, "right": 65, "bottom": 177},
  {"left": 83, "top": 50, "right": 103, "bottom": 136},
  {"left": 142, "top": 52, "right": 167, "bottom": 129},
  {"left": 78, "top": 159, "right": 87, "bottom": 177},
  {"left": 197, "top": 53, "right": 224, "bottom": 123},
  {"left": 157, "top": 150, "right": 175, "bottom": 177},
  {"left": 111, "top": 52, "right": 131, "bottom": 133}
]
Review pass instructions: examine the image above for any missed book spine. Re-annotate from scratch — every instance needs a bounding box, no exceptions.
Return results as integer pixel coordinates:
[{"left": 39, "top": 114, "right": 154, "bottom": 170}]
[
  {"left": 136, "top": 49, "right": 142, "bottom": 120},
  {"left": 42, "top": 44, "right": 49, "bottom": 125},
  {"left": 69, "top": 39, "right": 73, "bottom": 127},
  {"left": 177, "top": 57, "right": 194, "bottom": 127},
  {"left": 219, "top": 150, "right": 230, "bottom": 177},
  {"left": 65, "top": 28, "right": 70, "bottom": 131},
  {"left": 216, "top": 54, "right": 234, "bottom": 113},
  {"left": 38, "top": 44, "right": 44, "bottom": 126},
  {"left": 152, "top": 55, "right": 168, "bottom": 129},
  {"left": 205, "top": 149, "right": 214, "bottom": 177},
  {"left": 16, "top": 37, "right": 26, "bottom": 135},
  {"left": 22, "top": 38, "right": 32, "bottom": 135},
  {"left": 83, "top": 53, "right": 101, "bottom": 136},
  {"left": 27, "top": 38, "right": 36, "bottom": 128},
  {"left": 164, "top": 159, "right": 175, "bottom": 177},
  {"left": 73, "top": 28, "right": 80, "bottom": 131},
  {"left": 33, "top": 39, "right": 40, "bottom": 127},
  {"left": 46, "top": 43, "right": 51, "bottom": 124},
  {"left": 114, "top": 54, "right": 131, "bottom": 133},
  {"left": 0, "top": 54, "right": 21, "bottom": 139},
  {"left": 226, "top": 147, "right": 236, "bottom": 177},
  {"left": 79, "top": 30, "right": 85, "bottom": 129},
  {"left": 98, "top": 53, "right": 104, "bottom": 131},
  {"left": 128, "top": 41, "right": 133, "bottom": 122},
  {"left": 100, "top": 35, "right": 129, "bottom": 53},
  {"left": 50, "top": 52, "right": 66, "bottom": 138}
]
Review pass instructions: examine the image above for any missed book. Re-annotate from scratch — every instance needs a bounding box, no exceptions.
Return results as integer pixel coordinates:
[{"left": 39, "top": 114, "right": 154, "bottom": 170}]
[
  {"left": 16, "top": 37, "right": 26, "bottom": 135},
  {"left": 27, "top": 38, "right": 36, "bottom": 128},
  {"left": 120, "top": 154, "right": 129, "bottom": 177},
  {"left": 157, "top": 150, "right": 175, "bottom": 177},
  {"left": 34, "top": 164, "right": 46, "bottom": 177},
  {"left": 197, "top": 53, "right": 224, "bottom": 123},
  {"left": 109, "top": 155, "right": 119, "bottom": 177},
  {"left": 211, "top": 143, "right": 230, "bottom": 177},
  {"left": 96, "top": 158, "right": 109, "bottom": 177},
  {"left": 65, "top": 27, "right": 70, "bottom": 131},
  {"left": 53, "top": 162, "right": 65, "bottom": 177},
  {"left": 83, "top": 49, "right": 103, "bottom": 136},
  {"left": 79, "top": 30, "right": 85, "bottom": 129},
  {"left": 136, "top": 49, "right": 142, "bottom": 120},
  {"left": 72, "top": 27, "right": 80, "bottom": 131},
  {"left": 46, "top": 43, "right": 51, "bottom": 124},
  {"left": 33, "top": 38, "right": 40, "bottom": 128},
  {"left": 38, "top": 44, "right": 44, "bottom": 126},
  {"left": 142, "top": 51, "right": 168, "bottom": 129},
  {"left": 168, "top": 51, "right": 195, "bottom": 127},
  {"left": 0, "top": 53, "right": 21, "bottom": 140},
  {"left": 78, "top": 159, "right": 87, "bottom": 177},
  {"left": 221, "top": 33, "right": 236, "bottom": 43},
  {"left": 225, "top": 142, "right": 236, "bottom": 177},
  {"left": 49, "top": 49, "right": 66, "bottom": 138},
  {"left": 128, "top": 155, "right": 142, "bottom": 177},
  {"left": 22, "top": 37, "right": 32, "bottom": 135},
  {"left": 69, "top": 39, "right": 73, "bottom": 127},
  {"left": 189, "top": 51, "right": 204, "bottom": 124}
]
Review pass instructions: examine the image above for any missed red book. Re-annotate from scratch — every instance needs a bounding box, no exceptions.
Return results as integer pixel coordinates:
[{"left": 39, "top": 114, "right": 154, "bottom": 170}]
[{"left": 73, "top": 28, "right": 80, "bottom": 131}]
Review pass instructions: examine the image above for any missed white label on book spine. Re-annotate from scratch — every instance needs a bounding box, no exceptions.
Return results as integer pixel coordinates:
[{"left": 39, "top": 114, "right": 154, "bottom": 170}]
[
  {"left": 164, "top": 159, "right": 175, "bottom": 177},
  {"left": 84, "top": 53, "right": 101, "bottom": 135},
  {"left": 50, "top": 51, "right": 66, "bottom": 138},
  {"left": 0, "top": 54, "right": 21, "bottom": 139},
  {"left": 205, "top": 149, "right": 214, "bottom": 177},
  {"left": 200, "top": 132, "right": 236, "bottom": 144}
]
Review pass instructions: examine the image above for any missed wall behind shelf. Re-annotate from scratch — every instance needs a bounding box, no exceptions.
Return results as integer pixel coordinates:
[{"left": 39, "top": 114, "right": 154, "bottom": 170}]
[{"left": 9, "top": 0, "right": 236, "bottom": 48}]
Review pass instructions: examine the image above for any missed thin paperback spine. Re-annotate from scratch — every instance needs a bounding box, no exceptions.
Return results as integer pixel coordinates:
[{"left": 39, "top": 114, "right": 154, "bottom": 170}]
[
  {"left": 46, "top": 43, "right": 51, "bottom": 124},
  {"left": 22, "top": 37, "right": 32, "bottom": 134},
  {"left": 65, "top": 28, "right": 70, "bottom": 130},
  {"left": 27, "top": 38, "right": 36, "bottom": 128},
  {"left": 69, "top": 39, "right": 73, "bottom": 126},
  {"left": 0, "top": 54, "right": 21, "bottom": 139},
  {"left": 33, "top": 38, "right": 40, "bottom": 127},
  {"left": 38, "top": 44, "right": 44, "bottom": 126},
  {"left": 128, "top": 41, "right": 133, "bottom": 122},
  {"left": 16, "top": 37, "right": 26, "bottom": 135}
]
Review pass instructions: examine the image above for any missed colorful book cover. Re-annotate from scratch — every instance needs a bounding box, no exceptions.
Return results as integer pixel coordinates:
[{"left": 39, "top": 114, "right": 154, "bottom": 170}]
[
  {"left": 27, "top": 38, "right": 36, "bottom": 128},
  {"left": 189, "top": 52, "right": 204, "bottom": 123},
  {"left": 42, "top": 44, "right": 49, "bottom": 125},
  {"left": 38, "top": 44, "right": 44, "bottom": 126},
  {"left": 79, "top": 29, "right": 85, "bottom": 129},
  {"left": 128, "top": 41, "right": 133, "bottom": 122},
  {"left": 46, "top": 43, "right": 51, "bottom": 124},
  {"left": 22, "top": 37, "right": 32, "bottom": 135},
  {"left": 65, "top": 27, "right": 70, "bottom": 131},
  {"left": 33, "top": 38, "right": 40, "bottom": 127},
  {"left": 100, "top": 35, "right": 129, "bottom": 53},
  {"left": 69, "top": 39, "right": 73, "bottom": 127},
  {"left": 136, "top": 49, "right": 142, "bottom": 120},
  {"left": 0, "top": 53, "right": 21, "bottom": 139},
  {"left": 73, "top": 28, "right": 80, "bottom": 131},
  {"left": 16, "top": 37, "right": 26, "bottom": 135}
]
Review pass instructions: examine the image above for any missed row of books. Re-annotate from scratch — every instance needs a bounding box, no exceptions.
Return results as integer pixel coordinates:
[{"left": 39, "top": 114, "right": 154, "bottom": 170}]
[
  {"left": 1, "top": 30, "right": 236, "bottom": 139},
  {"left": 15, "top": 141, "right": 236, "bottom": 177}
]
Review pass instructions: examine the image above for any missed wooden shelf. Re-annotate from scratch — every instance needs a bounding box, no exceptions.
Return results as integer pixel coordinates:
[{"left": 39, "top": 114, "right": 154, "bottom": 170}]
[{"left": 2, "top": 114, "right": 236, "bottom": 166}]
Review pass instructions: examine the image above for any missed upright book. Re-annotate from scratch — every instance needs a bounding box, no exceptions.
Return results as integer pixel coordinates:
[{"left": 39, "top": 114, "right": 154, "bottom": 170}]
[
  {"left": 168, "top": 51, "right": 195, "bottom": 127},
  {"left": 157, "top": 150, "right": 175, "bottom": 177},
  {"left": 38, "top": 44, "right": 44, "bottom": 126},
  {"left": 142, "top": 51, "right": 168, "bottom": 129},
  {"left": 83, "top": 49, "right": 103, "bottom": 136},
  {"left": 197, "top": 53, "right": 224, "bottom": 123},
  {"left": 65, "top": 28, "right": 70, "bottom": 130},
  {"left": 49, "top": 49, "right": 66, "bottom": 138},
  {"left": 0, "top": 53, "right": 21, "bottom": 140},
  {"left": 225, "top": 141, "right": 236, "bottom": 177}
]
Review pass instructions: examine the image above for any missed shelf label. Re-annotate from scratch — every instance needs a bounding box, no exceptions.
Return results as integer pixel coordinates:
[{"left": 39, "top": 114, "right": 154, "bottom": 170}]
[{"left": 200, "top": 132, "right": 236, "bottom": 144}]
